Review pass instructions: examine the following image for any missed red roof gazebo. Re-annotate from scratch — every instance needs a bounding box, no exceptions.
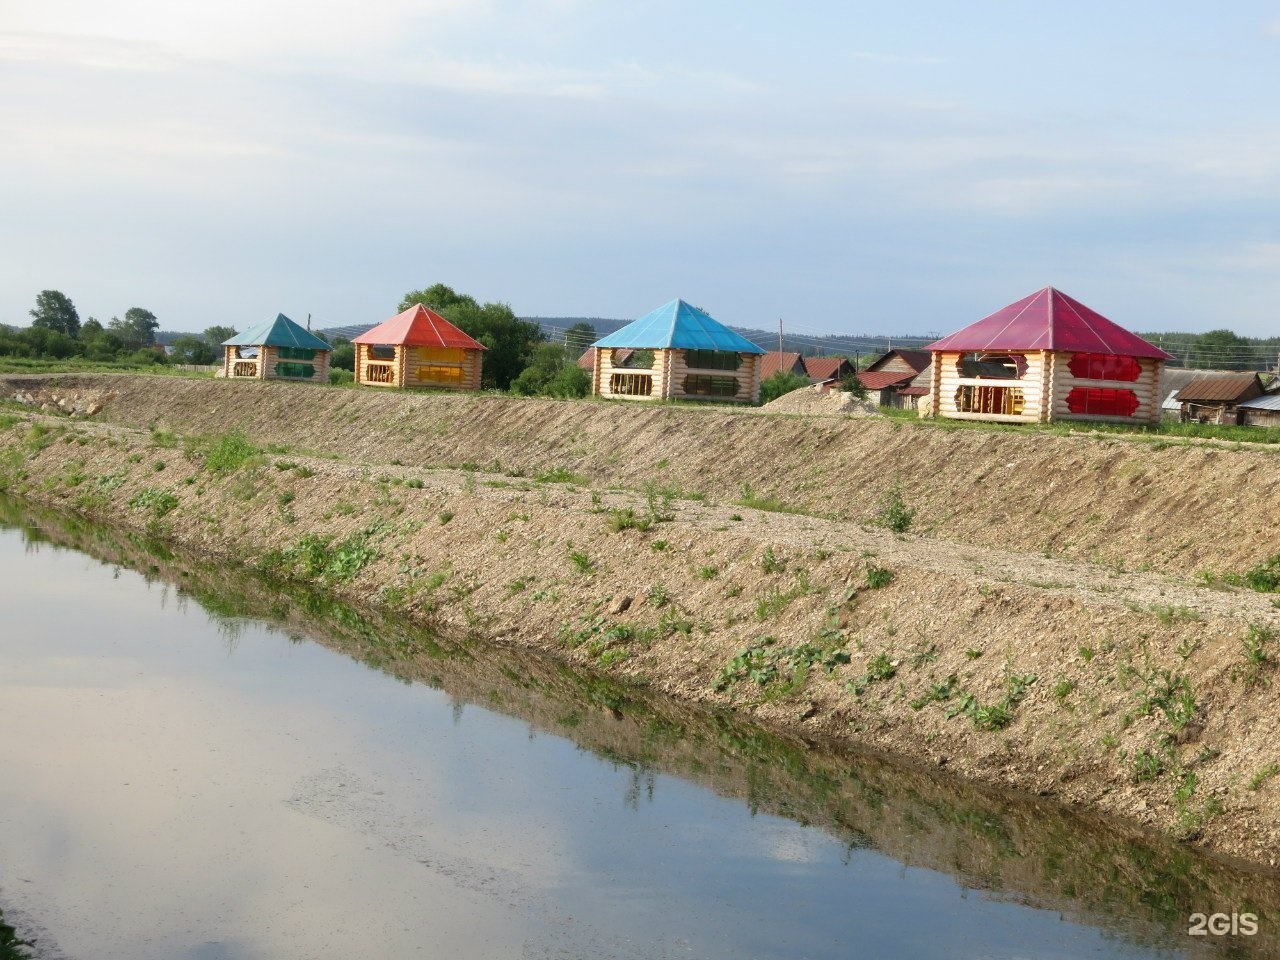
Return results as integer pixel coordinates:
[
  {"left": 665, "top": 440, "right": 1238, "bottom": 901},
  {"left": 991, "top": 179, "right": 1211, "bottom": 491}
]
[
  {"left": 923, "top": 287, "right": 1171, "bottom": 424},
  {"left": 352, "top": 304, "right": 485, "bottom": 390}
]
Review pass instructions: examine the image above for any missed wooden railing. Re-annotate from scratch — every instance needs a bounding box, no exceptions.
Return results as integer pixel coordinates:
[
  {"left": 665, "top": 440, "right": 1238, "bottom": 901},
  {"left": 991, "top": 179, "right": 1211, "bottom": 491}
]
[
  {"left": 231, "top": 360, "right": 260, "bottom": 378},
  {"left": 363, "top": 361, "right": 396, "bottom": 385}
]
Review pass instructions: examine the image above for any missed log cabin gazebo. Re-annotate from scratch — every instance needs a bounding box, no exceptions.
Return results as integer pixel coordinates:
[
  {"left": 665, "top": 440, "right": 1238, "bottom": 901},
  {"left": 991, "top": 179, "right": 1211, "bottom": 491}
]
[
  {"left": 222, "top": 314, "right": 331, "bottom": 384},
  {"left": 352, "top": 305, "right": 485, "bottom": 390},
  {"left": 589, "top": 299, "right": 765, "bottom": 403},
  {"left": 922, "top": 287, "right": 1171, "bottom": 425}
]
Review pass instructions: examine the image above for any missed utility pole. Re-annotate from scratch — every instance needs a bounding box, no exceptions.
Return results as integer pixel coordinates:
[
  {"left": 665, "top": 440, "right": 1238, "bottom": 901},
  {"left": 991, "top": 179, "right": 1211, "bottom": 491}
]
[
  {"left": 306, "top": 313, "right": 312, "bottom": 331},
  {"left": 778, "top": 319, "right": 783, "bottom": 355}
]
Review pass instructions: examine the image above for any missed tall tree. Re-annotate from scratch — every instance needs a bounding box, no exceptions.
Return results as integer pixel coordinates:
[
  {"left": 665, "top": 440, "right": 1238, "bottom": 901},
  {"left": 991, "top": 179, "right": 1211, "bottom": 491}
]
[
  {"left": 29, "top": 290, "right": 80, "bottom": 338},
  {"left": 399, "top": 284, "right": 544, "bottom": 389},
  {"left": 202, "top": 325, "right": 238, "bottom": 347},
  {"left": 564, "top": 322, "right": 597, "bottom": 358}
]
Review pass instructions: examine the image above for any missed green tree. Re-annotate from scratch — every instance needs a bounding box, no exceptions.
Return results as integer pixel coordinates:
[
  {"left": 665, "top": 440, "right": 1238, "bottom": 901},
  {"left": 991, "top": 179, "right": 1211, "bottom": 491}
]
[
  {"left": 1194, "top": 329, "right": 1254, "bottom": 370},
  {"left": 759, "top": 370, "right": 810, "bottom": 404},
  {"left": 29, "top": 290, "right": 80, "bottom": 338},
  {"left": 510, "top": 343, "right": 591, "bottom": 398},
  {"left": 108, "top": 308, "right": 159, "bottom": 351},
  {"left": 202, "top": 325, "right": 238, "bottom": 348},
  {"left": 399, "top": 283, "right": 544, "bottom": 389},
  {"left": 563, "top": 322, "right": 597, "bottom": 358},
  {"left": 329, "top": 338, "right": 355, "bottom": 372},
  {"left": 79, "top": 317, "right": 104, "bottom": 340},
  {"left": 169, "top": 335, "right": 215, "bottom": 364}
]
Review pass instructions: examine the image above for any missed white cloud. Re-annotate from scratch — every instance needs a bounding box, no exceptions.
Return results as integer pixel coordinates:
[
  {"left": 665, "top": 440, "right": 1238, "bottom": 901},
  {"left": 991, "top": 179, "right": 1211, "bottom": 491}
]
[{"left": 2, "top": 0, "right": 481, "bottom": 60}]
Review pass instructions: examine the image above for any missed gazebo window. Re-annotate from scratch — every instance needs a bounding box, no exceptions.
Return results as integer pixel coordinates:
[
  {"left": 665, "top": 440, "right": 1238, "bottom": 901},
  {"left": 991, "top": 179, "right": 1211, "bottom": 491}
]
[
  {"left": 278, "top": 347, "right": 317, "bottom": 361},
  {"left": 619, "top": 349, "right": 655, "bottom": 369},
  {"left": 418, "top": 365, "right": 465, "bottom": 384},
  {"left": 1067, "top": 353, "right": 1140, "bottom": 382},
  {"left": 684, "top": 374, "right": 739, "bottom": 398},
  {"left": 418, "top": 347, "right": 466, "bottom": 363},
  {"left": 610, "top": 372, "right": 653, "bottom": 396},
  {"left": 684, "top": 350, "right": 740, "bottom": 371},
  {"left": 958, "top": 353, "right": 1026, "bottom": 379},
  {"left": 955, "top": 385, "right": 1025, "bottom": 416},
  {"left": 233, "top": 346, "right": 259, "bottom": 359},
  {"left": 370, "top": 345, "right": 396, "bottom": 360},
  {"left": 1066, "top": 387, "right": 1139, "bottom": 417},
  {"left": 276, "top": 362, "right": 315, "bottom": 379}
]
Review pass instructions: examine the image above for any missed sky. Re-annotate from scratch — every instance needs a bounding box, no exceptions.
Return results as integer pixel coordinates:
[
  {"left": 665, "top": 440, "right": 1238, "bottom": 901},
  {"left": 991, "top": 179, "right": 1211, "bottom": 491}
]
[{"left": 2, "top": 1, "right": 1279, "bottom": 338}]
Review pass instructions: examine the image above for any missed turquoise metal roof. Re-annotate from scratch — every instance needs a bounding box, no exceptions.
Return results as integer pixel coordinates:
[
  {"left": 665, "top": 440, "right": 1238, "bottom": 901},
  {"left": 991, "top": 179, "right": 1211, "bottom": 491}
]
[
  {"left": 223, "top": 314, "right": 330, "bottom": 351},
  {"left": 591, "top": 299, "right": 765, "bottom": 353}
]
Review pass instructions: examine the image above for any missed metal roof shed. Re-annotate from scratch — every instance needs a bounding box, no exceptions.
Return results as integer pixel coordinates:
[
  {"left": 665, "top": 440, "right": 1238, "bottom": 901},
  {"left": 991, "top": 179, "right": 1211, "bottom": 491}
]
[{"left": 222, "top": 314, "right": 331, "bottom": 384}]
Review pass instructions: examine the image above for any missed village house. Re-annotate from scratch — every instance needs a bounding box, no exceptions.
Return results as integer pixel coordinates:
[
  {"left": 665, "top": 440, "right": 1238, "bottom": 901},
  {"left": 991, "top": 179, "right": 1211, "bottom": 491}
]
[
  {"left": 222, "top": 314, "right": 331, "bottom": 384},
  {"left": 922, "top": 287, "right": 1171, "bottom": 426},
  {"left": 589, "top": 299, "right": 765, "bottom": 403},
  {"left": 1174, "top": 373, "right": 1266, "bottom": 425},
  {"left": 856, "top": 349, "right": 931, "bottom": 408}
]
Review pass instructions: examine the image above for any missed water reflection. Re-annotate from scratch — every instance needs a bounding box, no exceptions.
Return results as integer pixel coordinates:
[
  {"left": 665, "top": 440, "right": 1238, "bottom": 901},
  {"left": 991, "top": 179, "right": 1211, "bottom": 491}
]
[{"left": 0, "top": 495, "right": 1275, "bottom": 959}]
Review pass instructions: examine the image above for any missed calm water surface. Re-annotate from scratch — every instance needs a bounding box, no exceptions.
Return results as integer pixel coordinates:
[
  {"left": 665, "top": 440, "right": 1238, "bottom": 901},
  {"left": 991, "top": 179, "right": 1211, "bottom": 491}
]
[{"left": 0, "top": 499, "right": 1272, "bottom": 959}]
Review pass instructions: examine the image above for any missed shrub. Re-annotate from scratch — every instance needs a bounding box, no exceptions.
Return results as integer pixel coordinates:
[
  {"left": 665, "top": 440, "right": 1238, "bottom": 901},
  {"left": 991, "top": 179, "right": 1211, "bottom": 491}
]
[
  {"left": 875, "top": 487, "right": 916, "bottom": 533},
  {"left": 759, "top": 370, "right": 810, "bottom": 405},
  {"left": 1244, "top": 552, "right": 1280, "bottom": 593}
]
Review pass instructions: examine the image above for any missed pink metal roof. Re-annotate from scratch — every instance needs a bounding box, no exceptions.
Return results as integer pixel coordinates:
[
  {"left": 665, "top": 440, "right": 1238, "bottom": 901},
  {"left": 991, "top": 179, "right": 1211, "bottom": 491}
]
[
  {"left": 352, "top": 304, "right": 486, "bottom": 350},
  {"left": 926, "top": 287, "right": 1172, "bottom": 360}
]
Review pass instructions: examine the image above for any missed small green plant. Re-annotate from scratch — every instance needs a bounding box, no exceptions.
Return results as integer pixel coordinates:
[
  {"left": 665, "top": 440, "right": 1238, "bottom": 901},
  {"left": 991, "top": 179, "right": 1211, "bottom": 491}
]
[
  {"left": 536, "top": 466, "right": 586, "bottom": 485},
  {"left": 647, "top": 582, "right": 671, "bottom": 607},
  {"left": 152, "top": 460, "right": 166, "bottom": 472},
  {"left": 1053, "top": 678, "right": 1076, "bottom": 702},
  {"left": 875, "top": 486, "right": 916, "bottom": 533},
  {"left": 729, "top": 513, "right": 743, "bottom": 521},
  {"left": 608, "top": 508, "right": 652, "bottom": 533},
  {"left": 697, "top": 565, "right": 718, "bottom": 580},
  {"left": 964, "top": 647, "right": 984, "bottom": 660},
  {"left": 1078, "top": 644, "right": 1095, "bottom": 662},
  {"left": 1234, "top": 624, "right": 1275, "bottom": 687},
  {"left": 1248, "top": 762, "right": 1280, "bottom": 791},
  {"left": 737, "top": 483, "right": 801, "bottom": 514},
  {"left": 199, "top": 430, "right": 261, "bottom": 474},
  {"left": 1130, "top": 749, "right": 1164, "bottom": 782},
  {"left": 1243, "top": 552, "right": 1280, "bottom": 593},
  {"left": 864, "top": 563, "right": 893, "bottom": 589},
  {"left": 438, "top": 511, "right": 454, "bottom": 525},
  {"left": 128, "top": 487, "right": 178, "bottom": 519},
  {"left": 568, "top": 549, "right": 595, "bottom": 574},
  {"left": 760, "top": 547, "right": 785, "bottom": 573},
  {"left": 651, "top": 539, "right": 669, "bottom": 552}
]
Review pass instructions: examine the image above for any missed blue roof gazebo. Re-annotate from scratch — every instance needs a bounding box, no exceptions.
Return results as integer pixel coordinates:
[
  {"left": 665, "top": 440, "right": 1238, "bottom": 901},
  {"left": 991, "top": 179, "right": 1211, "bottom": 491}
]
[
  {"left": 222, "top": 314, "right": 331, "bottom": 384},
  {"left": 589, "top": 299, "right": 765, "bottom": 403}
]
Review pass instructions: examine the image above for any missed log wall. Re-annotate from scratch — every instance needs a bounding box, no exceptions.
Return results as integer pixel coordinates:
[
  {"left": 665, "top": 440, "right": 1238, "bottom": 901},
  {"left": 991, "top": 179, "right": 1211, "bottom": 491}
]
[
  {"left": 261, "top": 346, "right": 330, "bottom": 385},
  {"left": 402, "top": 347, "right": 483, "bottom": 391},
  {"left": 593, "top": 348, "right": 662, "bottom": 400},
  {"left": 934, "top": 350, "right": 1046, "bottom": 423},
  {"left": 1048, "top": 356, "right": 1164, "bottom": 426}
]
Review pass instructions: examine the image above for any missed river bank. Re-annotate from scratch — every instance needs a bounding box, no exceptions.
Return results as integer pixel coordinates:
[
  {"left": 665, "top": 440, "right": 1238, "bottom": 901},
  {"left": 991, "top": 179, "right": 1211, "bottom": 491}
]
[{"left": 2, "top": 373, "right": 1280, "bottom": 869}]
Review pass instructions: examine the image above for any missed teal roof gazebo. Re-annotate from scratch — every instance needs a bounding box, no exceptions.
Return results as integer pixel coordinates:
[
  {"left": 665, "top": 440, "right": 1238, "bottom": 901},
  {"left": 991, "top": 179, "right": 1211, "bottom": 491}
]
[
  {"left": 589, "top": 299, "right": 765, "bottom": 403},
  {"left": 222, "top": 314, "right": 331, "bottom": 384}
]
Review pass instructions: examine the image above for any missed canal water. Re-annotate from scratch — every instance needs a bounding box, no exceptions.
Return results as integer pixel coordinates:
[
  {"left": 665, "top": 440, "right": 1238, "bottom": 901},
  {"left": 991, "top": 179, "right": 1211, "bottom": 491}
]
[{"left": 0, "top": 497, "right": 1273, "bottom": 959}]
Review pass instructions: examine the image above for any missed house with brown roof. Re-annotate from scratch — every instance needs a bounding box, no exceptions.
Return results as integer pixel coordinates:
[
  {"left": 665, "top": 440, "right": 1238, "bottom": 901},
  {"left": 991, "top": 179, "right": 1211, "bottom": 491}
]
[
  {"left": 857, "top": 349, "right": 931, "bottom": 408},
  {"left": 803, "top": 356, "right": 855, "bottom": 388},
  {"left": 759, "top": 351, "right": 806, "bottom": 382},
  {"left": 1175, "top": 373, "right": 1266, "bottom": 425}
]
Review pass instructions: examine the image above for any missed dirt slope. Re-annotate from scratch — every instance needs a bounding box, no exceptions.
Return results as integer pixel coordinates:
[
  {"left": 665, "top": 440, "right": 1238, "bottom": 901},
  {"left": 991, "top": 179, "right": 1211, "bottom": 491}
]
[{"left": 6, "top": 373, "right": 1279, "bottom": 581}]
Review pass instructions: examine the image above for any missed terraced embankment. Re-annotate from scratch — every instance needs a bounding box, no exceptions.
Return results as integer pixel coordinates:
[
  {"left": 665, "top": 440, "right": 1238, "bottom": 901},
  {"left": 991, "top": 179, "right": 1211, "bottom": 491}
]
[{"left": 3, "top": 372, "right": 1280, "bottom": 869}]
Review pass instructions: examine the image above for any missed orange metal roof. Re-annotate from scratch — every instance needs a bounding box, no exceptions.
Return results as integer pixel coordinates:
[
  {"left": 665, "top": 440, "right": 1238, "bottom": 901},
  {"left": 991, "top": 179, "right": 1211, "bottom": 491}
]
[
  {"left": 760, "top": 351, "right": 803, "bottom": 380},
  {"left": 352, "top": 305, "right": 486, "bottom": 350},
  {"left": 803, "top": 356, "right": 853, "bottom": 382}
]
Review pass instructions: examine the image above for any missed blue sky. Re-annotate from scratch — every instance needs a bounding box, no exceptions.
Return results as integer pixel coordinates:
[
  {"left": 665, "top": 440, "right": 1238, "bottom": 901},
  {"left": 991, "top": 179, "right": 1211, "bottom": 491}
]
[{"left": 2, "top": 1, "right": 1278, "bottom": 336}]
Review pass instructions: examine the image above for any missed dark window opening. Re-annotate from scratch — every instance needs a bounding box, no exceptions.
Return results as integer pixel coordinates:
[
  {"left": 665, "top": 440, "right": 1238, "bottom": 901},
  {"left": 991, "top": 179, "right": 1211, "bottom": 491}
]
[
  {"left": 276, "top": 362, "right": 315, "bottom": 379},
  {"left": 958, "top": 352, "right": 1027, "bottom": 379},
  {"left": 684, "top": 374, "right": 739, "bottom": 398},
  {"left": 369, "top": 345, "right": 396, "bottom": 360},
  {"left": 684, "top": 350, "right": 740, "bottom": 371}
]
